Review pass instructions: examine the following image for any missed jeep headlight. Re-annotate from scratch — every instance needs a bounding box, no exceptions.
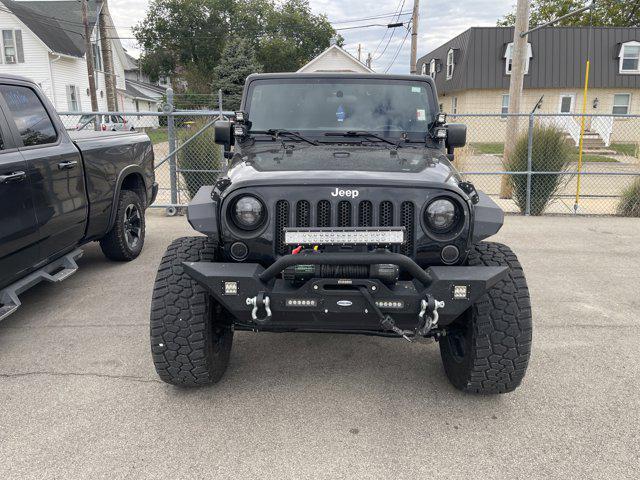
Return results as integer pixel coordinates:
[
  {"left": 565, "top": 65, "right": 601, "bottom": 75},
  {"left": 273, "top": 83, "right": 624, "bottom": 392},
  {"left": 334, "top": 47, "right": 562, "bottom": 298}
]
[
  {"left": 232, "top": 195, "right": 264, "bottom": 230},
  {"left": 425, "top": 198, "right": 459, "bottom": 233}
]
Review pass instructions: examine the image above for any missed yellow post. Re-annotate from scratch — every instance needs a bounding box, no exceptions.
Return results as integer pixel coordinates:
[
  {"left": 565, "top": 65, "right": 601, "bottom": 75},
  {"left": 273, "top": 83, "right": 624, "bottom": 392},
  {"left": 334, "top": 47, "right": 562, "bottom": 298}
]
[{"left": 574, "top": 59, "right": 590, "bottom": 211}]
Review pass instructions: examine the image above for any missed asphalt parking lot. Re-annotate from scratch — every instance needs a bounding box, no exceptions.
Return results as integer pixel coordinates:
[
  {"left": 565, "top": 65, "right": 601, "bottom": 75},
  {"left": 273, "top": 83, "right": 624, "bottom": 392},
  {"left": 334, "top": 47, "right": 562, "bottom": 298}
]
[{"left": 1, "top": 211, "right": 638, "bottom": 479}]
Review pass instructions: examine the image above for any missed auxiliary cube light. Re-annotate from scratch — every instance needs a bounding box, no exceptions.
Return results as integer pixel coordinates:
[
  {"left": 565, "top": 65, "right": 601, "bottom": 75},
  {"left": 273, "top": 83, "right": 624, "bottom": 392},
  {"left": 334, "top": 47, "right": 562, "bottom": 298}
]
[
  {"left": 223, "top": 281, "right": 239, "bottom": 296},
  {"left": 453, "top": 285, "right": 468, "bottom": 300}
]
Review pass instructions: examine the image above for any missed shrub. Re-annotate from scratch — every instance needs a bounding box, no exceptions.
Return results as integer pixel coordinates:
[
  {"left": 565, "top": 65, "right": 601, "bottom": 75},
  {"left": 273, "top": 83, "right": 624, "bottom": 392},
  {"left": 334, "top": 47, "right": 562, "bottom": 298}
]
[
  {"left": 177, "top": 119, "right": 223, "bottom": 199},
  {"left": 505, "top": 126, "right": 572, "bottom": 215},
  {"left": 617, "top": 178, "right": 640, "bottom": 217}
]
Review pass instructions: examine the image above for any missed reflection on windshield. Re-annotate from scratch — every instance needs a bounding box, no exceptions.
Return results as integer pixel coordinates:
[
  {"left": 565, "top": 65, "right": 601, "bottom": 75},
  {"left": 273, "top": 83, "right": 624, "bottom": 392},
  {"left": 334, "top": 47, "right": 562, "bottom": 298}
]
[{"left": 247, "top": 80, "right": 433, "bottom": 136}]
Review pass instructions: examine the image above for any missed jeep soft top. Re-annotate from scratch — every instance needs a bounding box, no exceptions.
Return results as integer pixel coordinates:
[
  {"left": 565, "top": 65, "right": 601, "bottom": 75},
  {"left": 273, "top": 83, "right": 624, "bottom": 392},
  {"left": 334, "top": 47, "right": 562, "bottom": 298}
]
[{"left": 149, "top": 73, "right": 532, "bottom": 394}]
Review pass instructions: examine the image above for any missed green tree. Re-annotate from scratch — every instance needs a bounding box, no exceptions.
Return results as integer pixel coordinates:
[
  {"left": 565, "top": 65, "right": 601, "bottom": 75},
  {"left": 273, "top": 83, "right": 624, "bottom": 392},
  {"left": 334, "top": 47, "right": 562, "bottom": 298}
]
[
  {"left": 133, "top": 0, "right": 336, "bottom": 92},
  {"left": 498, "top": 0, "right": 640, "bottom": 27},
  {"left": 212, "top": 37, "right": 263, "bottom": 111}
]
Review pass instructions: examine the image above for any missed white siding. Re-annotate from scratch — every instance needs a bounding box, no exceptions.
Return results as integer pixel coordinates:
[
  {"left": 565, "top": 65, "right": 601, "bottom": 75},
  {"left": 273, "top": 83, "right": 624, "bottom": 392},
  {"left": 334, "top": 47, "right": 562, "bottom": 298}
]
[
  {"left": 298, "top": 46, "right": 371, "bottom": 73},
  {"left": 122, "top": 95, "right": 159, "bottom": 128},
  {"left": 50, "top": 55, "right": 110, "bottom": 112},
  {"left": 0, "top": 9, "right": 52, "bottom": 98}
]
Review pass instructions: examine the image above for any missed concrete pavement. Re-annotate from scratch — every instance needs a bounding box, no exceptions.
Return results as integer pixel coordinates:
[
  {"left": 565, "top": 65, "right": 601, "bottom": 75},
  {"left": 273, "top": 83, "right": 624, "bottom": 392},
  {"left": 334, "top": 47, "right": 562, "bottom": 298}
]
[{"left": 1, "top": 211, "right": 638, "bottom": 479}]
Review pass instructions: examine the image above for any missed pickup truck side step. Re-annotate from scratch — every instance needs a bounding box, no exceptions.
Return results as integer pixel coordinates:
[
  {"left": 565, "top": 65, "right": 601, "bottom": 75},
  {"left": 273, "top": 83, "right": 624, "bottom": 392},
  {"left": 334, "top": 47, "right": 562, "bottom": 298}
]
[{"left": 0, "top": 249, "right": 83, "bottom": 322}]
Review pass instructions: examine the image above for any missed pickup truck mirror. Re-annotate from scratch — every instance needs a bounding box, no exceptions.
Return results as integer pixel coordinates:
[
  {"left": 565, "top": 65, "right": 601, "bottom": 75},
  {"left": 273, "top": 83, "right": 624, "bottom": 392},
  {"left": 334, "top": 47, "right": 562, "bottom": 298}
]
[
  {"left": 214, "top": 120, "right": 233, "bottom": 147},
  {"left": 445, "top": 123, "right": 467, "bottom": 149}
]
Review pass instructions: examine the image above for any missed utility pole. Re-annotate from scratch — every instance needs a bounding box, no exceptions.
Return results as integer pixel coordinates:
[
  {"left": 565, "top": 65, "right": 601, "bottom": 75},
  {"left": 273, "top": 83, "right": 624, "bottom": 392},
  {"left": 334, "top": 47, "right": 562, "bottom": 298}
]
[
  {"left": 409, "top": 0, "right": 420, "bottom": 74},
  {"left": 82, "top": 0, "right": 98, "bottom": 114},
  {"left": 98, "top": 0, "right": 117, "bottom": 111},
  {"left": 358, "top": 43, "right": 362, "bottom": 62},
  {"left": 366, "top": 52, "right": 372, "bottom": 70},
  {"left": 500, "top": 0, "right": 530, "bottom": 198}
]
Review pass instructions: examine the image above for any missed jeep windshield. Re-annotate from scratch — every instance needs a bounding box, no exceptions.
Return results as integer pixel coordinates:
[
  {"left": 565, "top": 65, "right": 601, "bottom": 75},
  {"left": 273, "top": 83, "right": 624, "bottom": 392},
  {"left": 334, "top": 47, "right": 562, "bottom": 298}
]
[{"left": 245, "top": 78, "right": 435, "bottom": 141}]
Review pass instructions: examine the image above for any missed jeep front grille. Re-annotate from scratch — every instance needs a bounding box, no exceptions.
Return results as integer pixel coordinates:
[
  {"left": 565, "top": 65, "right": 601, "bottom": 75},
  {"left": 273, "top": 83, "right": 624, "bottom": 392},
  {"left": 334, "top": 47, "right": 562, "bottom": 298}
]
[{"left": 275, "top": 199, "right": 416, "bottom": 256}]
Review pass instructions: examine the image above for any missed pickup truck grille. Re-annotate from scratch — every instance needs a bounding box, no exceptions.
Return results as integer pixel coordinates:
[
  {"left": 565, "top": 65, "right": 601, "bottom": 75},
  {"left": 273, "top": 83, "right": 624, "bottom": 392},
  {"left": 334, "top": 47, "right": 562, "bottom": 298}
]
[{"left": 275, "top": 199, "right": 416, "bottom": 256}]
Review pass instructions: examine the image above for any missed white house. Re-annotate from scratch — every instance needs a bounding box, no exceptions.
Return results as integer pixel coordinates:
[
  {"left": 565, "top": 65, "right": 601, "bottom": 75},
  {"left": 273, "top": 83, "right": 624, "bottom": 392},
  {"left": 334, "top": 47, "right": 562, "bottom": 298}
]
[
  {"left": 298, "top": 43, "right": 374, "bottom": 73},
  {"left": 0, "top": 0, "right": 161, "bottom": 126}
]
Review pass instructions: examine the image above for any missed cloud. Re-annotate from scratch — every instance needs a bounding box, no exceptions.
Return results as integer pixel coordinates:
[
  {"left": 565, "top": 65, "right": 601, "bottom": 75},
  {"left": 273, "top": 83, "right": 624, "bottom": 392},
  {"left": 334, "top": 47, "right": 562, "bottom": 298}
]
[{"left": 108, "top": 0, "right": 514, "bottom": 73}]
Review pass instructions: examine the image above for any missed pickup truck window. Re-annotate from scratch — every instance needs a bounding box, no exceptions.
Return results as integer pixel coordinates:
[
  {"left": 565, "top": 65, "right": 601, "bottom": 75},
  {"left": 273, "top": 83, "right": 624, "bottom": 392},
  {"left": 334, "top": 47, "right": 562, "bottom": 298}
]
[{"left": 0, "top": 85, "right": 57, "bottom": 147}]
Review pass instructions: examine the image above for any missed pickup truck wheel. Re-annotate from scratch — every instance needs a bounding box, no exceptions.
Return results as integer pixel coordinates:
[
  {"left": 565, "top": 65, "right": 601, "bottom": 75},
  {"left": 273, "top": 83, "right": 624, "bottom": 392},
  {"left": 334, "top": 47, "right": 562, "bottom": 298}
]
[
  {"left": 150, "top": 237, "right": 233, "bottom": 387},
  {"left": 99, "top": 190, "right": 145, "bottom": 261},
  {"left": 439, "top": 242, "right": 532, "bottom": 394}
]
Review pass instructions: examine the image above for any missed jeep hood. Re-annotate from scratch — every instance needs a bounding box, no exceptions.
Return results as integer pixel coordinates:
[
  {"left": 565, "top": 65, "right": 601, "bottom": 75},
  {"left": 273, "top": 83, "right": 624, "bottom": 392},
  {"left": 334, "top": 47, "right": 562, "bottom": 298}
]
[{"left": 224, "top": 143, "right": 462, "bottom": 189}]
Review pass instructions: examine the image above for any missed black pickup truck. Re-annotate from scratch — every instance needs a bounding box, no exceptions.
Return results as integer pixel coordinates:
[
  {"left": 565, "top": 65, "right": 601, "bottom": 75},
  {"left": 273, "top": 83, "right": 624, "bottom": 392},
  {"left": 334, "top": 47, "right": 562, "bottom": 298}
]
[{"left": 0, "top": 74, "right": 157, "bottom": 320}]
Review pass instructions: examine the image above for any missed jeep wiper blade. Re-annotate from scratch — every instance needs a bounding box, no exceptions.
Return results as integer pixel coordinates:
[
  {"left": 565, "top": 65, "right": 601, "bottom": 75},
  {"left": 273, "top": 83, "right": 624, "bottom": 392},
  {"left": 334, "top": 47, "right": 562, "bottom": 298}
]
[
  {"left": 252, "top": 129, "right": 319, "bottom": 146},
  {"left": 324, "top": 131, "right": 402, "bottom": 148}
]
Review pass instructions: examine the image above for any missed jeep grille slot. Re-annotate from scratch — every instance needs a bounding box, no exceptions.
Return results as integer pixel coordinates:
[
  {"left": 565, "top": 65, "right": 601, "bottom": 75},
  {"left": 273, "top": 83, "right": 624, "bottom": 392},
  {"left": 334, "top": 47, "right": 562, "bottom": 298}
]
[
  {"left": 400, "top": 201, "right": 415, "bottom": 256},
  {"left": 379, "top": 201, "right": 393, "bottom": 226},
  {"left": 275, "top": 200, "right": 290, "bottom": 255},
  {"left": 317, "top": 200, "right": 331, "bottom": 227},
  {"left": 338, "top": 201, "right": 352, "bottom": 227},
  {"left": 358, "top": 200, "right": 373, "bottom": 227},
  {"left": 296, "top": 200, "right": 311, "bottom": 227}
]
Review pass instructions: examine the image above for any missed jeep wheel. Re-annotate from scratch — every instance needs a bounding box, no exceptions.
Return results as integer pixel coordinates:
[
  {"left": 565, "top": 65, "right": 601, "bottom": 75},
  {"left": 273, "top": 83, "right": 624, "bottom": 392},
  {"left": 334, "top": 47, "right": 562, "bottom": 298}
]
[
  {"left": 99, "top": 190, "right": 146, "bottom": 261},
  {"left": 439, "top": 242, "right": 532, "bottom": 394},
  {"left": 150, "top": 237, "right": 233, "bottom": 387}
]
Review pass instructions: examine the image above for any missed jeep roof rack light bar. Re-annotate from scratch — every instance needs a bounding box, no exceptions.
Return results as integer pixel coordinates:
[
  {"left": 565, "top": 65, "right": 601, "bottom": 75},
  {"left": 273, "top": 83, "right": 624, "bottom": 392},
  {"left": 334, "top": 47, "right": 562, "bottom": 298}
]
[{"left": 258, "top": 251, "right": 433, "bottom": 286}]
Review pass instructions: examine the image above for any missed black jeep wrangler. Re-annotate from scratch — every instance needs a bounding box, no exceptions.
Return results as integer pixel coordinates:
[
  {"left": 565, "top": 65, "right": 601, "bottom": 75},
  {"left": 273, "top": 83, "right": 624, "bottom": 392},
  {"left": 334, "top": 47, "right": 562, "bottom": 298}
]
[{"left": 150, "top": 73, "right": 532, "bottom": 394}]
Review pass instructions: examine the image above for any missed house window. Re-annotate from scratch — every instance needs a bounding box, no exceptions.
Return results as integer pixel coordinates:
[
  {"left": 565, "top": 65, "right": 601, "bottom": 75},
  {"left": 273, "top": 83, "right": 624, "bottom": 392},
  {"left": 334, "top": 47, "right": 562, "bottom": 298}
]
[
  {"left": 501, "top": 94, "right": 510, "bottom": 117},
  {"left": 430, "top": 59, "right": 436, "bottom": 79},
  {"left": 66, "top": 85, "right": 81, "bottom": 112},
  {"left": 619, "top": 42, "right": 640, "bottom": 74},
  {"left": 1, "top": 30, "right": 25, "bottom": 64},
  {"left": 421, "top": 63, "right": 427, "bottom": 75},
  {"left": 612, "top": 93, "right": 631, "bottom": 115},
  {"left": 451, "top": 97, "right": 458, "bottom": 114},
  {"left": 446, "top": 49, "right": 454, "bottom": 79},
  {"left": 504, "top": 42, "right": 532, "bottom": 75}
]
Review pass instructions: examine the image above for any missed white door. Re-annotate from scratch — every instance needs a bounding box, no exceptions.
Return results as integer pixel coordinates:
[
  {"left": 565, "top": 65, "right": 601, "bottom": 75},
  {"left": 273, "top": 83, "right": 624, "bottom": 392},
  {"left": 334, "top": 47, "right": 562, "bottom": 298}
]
[{"left": 558, "top": 94, "right": 575, "bottom": 113}]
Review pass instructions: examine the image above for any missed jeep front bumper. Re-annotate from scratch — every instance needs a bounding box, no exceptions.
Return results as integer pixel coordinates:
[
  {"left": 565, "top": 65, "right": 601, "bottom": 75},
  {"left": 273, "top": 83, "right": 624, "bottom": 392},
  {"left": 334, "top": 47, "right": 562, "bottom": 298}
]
[{"left": 183, "top": 251, "right": 507, "bottom": 334}]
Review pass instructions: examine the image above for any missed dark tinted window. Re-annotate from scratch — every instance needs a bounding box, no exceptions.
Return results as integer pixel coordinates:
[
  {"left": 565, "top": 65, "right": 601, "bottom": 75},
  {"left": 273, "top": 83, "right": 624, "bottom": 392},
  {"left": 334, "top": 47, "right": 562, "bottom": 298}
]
[{"left": 0, "top": 85, "right": 57, "bottom": 146}]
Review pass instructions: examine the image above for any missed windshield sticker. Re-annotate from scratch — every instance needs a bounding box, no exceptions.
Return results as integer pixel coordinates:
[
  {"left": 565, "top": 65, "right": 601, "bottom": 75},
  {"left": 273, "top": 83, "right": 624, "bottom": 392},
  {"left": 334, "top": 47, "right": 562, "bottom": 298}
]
[
  {"left": 416, "top": 109, "right": 426, "bottom": 121},
  {"left": 336, "top": 104, "right": 345, "bottom": 123},
  {"left": 411, "top": 86, "right": 422, "bottom": 93}
]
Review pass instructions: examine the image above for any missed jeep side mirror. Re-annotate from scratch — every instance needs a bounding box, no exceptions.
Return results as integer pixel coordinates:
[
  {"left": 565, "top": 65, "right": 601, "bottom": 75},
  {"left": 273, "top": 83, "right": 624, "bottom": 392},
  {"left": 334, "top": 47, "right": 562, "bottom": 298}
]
[
  {"left": 214, "top": 120, "right": 233, "bottom": 147},
  {"left": 446, "top": 123, "right": 466, "bottom": 150}
]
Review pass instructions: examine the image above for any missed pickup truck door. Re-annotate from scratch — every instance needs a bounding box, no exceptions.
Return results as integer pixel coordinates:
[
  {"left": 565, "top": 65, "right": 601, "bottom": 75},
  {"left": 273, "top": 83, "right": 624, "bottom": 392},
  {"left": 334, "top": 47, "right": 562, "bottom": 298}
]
[
  {"left": 0, "top": 82, "right": 88, "bottom": 261},
  {"left": 0, "top": 101, "right": 40, "bottom": 288}
]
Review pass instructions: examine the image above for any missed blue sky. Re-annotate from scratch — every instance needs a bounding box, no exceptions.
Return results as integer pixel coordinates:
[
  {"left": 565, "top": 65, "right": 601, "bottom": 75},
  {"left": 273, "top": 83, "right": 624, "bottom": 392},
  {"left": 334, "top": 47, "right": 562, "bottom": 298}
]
[{"left": 109, "top": 0, "right": 515, "bottom": 74}]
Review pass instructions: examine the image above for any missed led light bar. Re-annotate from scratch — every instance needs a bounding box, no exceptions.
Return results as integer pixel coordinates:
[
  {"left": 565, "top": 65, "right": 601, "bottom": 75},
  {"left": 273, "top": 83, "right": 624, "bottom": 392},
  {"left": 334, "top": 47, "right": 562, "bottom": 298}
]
[
  {"left": 284, "top": 228, "right": 405, "bottom": 246},
  {"left": 375, "top": 300, "right": 405, "bottom": 309},
  {"left": 286, "top": 299, "right": 318, "bottom": 307}
]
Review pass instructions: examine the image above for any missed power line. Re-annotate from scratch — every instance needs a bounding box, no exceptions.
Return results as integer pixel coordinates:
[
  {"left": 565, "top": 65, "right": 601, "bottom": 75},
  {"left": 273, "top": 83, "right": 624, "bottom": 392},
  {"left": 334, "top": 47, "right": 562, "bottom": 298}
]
[
  {"left": 384, "top": 22, "right": 412, "bottom": 73},
  {"left": 371, "top": 0, "right": 406, "bottom": 59},
  {"left": 330, "top": 10, "right": 411, "bottom": 24}
]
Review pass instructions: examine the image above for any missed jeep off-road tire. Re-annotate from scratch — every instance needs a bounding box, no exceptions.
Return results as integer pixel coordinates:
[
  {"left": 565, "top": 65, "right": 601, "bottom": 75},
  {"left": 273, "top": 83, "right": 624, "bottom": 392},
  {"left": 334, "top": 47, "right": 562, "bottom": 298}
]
[
  {"left": 439, "top": 242, "right": 532, "bottom": 394},
  {"left": 99, "top": 190, "right": 145, "bottom": 261},
  {"left": 150, "top": 237, "right": 233, "bottom": 387}
]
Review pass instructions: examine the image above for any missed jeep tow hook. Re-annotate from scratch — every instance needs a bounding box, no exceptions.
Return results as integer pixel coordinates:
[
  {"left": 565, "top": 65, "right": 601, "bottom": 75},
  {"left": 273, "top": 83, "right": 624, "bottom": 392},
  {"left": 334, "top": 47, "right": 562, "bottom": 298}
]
[
  {"left": 417, "top": 297, "right": 445, "bottom": 337},
  {"left": 246, "top": 292, "right": 272, "bottom": 324}
]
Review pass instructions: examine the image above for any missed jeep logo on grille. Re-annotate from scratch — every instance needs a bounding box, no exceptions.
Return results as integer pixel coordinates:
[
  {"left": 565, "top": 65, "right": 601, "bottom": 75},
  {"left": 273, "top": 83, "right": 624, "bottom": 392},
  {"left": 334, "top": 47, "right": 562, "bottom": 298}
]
[{"left": 331, "top": 187, "right": 359, "bottom": 198}]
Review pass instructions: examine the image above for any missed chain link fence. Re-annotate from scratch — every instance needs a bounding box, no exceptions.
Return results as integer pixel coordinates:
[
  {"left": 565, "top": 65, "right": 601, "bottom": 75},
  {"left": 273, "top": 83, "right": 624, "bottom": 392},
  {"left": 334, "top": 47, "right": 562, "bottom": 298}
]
[
  {"left": 57, "top": 108, "right": 640, "bottom": 217},
  {"left": 450, "top": 113, "right": 640, "bottom": 216}
]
